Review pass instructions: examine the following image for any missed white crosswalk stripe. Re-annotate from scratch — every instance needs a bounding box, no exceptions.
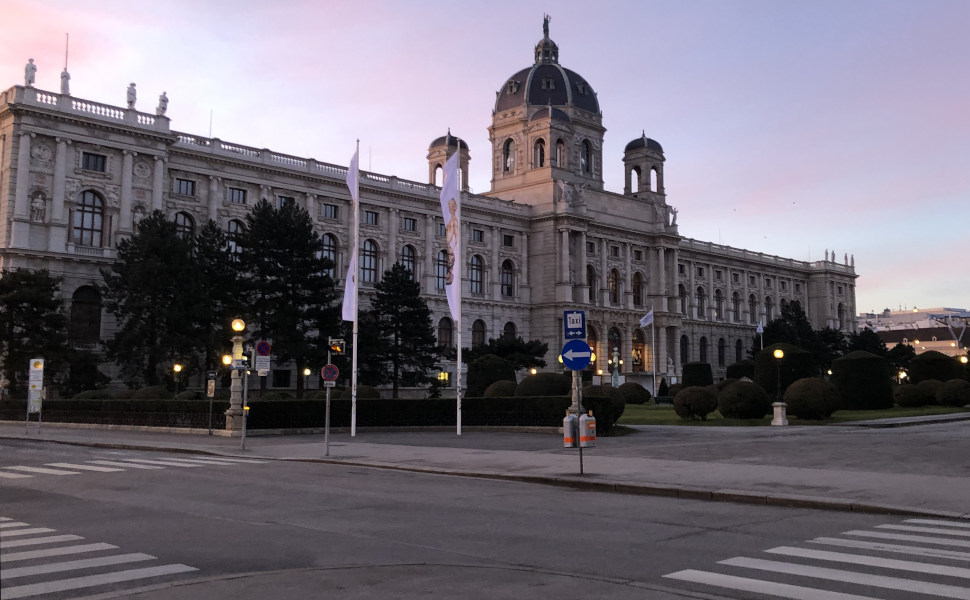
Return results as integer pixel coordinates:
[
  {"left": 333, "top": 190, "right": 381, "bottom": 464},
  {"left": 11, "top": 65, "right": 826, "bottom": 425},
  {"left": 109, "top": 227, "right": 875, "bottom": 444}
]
[
  {"left": 663, "top": 517, "right": 970, "bottom": 599},
  {"left": 0, "top": 454, "right": 268, "bottom": 480},
  {"left": 0, "top": 517, "right": 198, "bottom": 599},
  {"left": 3, "top": 466, "right": 79, "bottom": 476},
  {"left": 45, "top": 462, "right": 125, "bottom": 472}
]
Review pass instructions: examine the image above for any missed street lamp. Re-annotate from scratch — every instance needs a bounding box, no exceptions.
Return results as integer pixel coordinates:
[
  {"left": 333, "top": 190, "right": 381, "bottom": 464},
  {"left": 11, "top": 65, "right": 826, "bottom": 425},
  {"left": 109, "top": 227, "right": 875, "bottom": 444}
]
[
  {"left": 773, "top": 348, "right": 784, "bottom": 401},
  {"left": 173, "top": 363, "right": 182, "bottom": 396},
  {"left": 303, "top": 367, "right": 311, "bottom": 394},
  {"left": 228, "top": 318, "right": 247, "bottom": 433},
  {"left": 771, "top": 348, "right": 788, "bottom": 426}
]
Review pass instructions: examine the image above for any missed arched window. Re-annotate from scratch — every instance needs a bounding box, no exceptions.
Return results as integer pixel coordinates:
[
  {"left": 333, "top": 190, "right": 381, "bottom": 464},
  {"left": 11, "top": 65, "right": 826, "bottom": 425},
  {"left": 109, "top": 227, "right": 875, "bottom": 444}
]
[
  {"left": 437, "top": 317, "right": 453, "bottom": 348},
  {"left": 69, "top": 286, "right": 101, "bottom": 345},
  {"left": 632, "top": 272, "right": 643, "bottom": 307},
  {"left": 581, "top": 140, "right": 592, "bottom": 173},
  {"left": 399, "top": 244, "right": 416, "bottom": 278},
  {"left": 436, "top": 250, "right": 448, "bottom": 290},
  {"left": 714, "top": 289, "right": 724, "bottom": 320},
  {"left": 732, "top": 292, "right": 742, "bottom": 323},
  {"left": 765, "top": 296, "right": 774, "bottom": 321},
  {"left": 699, "top": 336, "right": 709, "bottom": 364},
  {"left": 360, "top": 239, "right": 378, "bottom": 283},
  {"left": 320, "top": 233, "right": 336, "bottom": 278},
  {"left": 534, "top": 138, "right": 545, "bottom": 168},
  {"left": 608, "top": 269, "right": 620, "bottom": 304},
  {"left": 680, "top": 334, "right": 690, "bottom": 366},
  {"left": 503, "top": 139, "right": 515, "bottom": 172},
  {"left": 696, "top": 286, "right": 706, "bottom": 319},
  {"left": 632, "top": 328, "right": 645, "bottom": 372},
  {"left": 472, "top": 319, "right": 487, "bottom": 348},
  {"left": 717, "top": 338, "right": 726, "bottom": 366},
  {"left": 470, "top": 255, "right": 485, "bottom": 294},
  {"left": 587, "top": 325, "right": 599, "bottom": 370},
  {"left": 72, "top": 190, "right": 104, "bottom": 247},
  {"left": 749, "top": 294, "right": 759, "bottom": 324},
  {"left": 174, "top": 211, "right": 194, "bottom": 238},
  {"left": 735, "top": 339, "right": 744, "bottom": 363},
  {"left": 679, "top": 284, "right": 688, "bottom": 315},
  {"left": 631, "top": 167, "right": 641, "bottom": 193},
  {"left": 501, "top": 260, "right": 515, "bottom": 297},
  {"left": 503, "top": 321, "right": 516, "bottom": 339},
  {"left": 650, "top": 168, "right": 659, "bottom": 191},
  {"left": 586, "top": 265, "right": 597, "bottom": 303},
  {"left": 555, "top": 139, "right": 566, "bottom": 167},
  {"left": 227, "top": 219, "right": 244, "bottom": 259}
]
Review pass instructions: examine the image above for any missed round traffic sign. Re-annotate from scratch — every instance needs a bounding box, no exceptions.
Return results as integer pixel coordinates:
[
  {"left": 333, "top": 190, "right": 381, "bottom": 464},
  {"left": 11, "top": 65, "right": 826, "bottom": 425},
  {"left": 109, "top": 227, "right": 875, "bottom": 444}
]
[
  {"left": 561, "top": 339, "right": 592, "bottom": 371},
  {"left": 255, "top": 340, "right": 271, "bottom": 356},
  {"left": 321, "top": 363, "right": 339, "bottom": 381}
]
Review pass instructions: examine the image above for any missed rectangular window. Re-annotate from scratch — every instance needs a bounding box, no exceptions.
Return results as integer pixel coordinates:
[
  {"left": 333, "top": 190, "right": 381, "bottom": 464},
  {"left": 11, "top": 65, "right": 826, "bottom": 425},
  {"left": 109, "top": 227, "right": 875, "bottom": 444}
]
[
  {"left": 228, "top": 187, "right": 247, "bottom": 205},
  {"left": 323, "top": 203, "right": 338, "bottom": 219},
  {"left": 696, "top": 267, "right": 704, "bottom": 277},
  {"left": 678, "top": 264, "right": 686, "bottom": 275},
  {"left": 586, "top": 241, "right": 595, "bottom": 254},
  {"left": 175, "top": 178, "right": 196, "bottom": 196},
  {"left": 795, "top": 283, "right": 802, "bottom": 294},
  {"left": 81, "top": 152, "right": 106, "bottom": 172},
  {"left": 503, "top": 234, "right": 515, "bottom": 247},
  {"left": 715, "top": 270, "right": 723, "bottom": 282},
  {"left": 364, "top": 210, "right": 379, "bottom": 226},
  {"left": 634, "top": 250, "right": 643, "bottom": 261},
  {"left": 748, "top": 275, "right": 756, "bottom": 286},
  {"left": 277, "top": 195, "right": 295, "bottom": 208},
  {"left": 472, "top": 229, "right": 484, "bottom": 243},
  {"left": 837, "top": 285, "right": 844, "bottom": 294},
  {"left": 610, "top": 246, "right": 620, "bottom": 258},
  {"left": 780, "top": 281, "right": 787, "bottom": 291},
  {"left": 765, "top": 278, "right": 772, "bottom": 289},
  {"left": 438, "top": 222, "right": 446, "bottom": 237},
  {"left": 402, "top": 216, "right": 417, "bottom": 232},
  {"left": 733, "top": 273, "right": 740, "bottom": 284}
]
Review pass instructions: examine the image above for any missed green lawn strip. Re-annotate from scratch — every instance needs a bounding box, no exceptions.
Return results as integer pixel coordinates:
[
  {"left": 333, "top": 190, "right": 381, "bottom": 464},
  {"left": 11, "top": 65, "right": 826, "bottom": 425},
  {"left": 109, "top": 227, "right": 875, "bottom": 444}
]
[{"left": 618, "top": 403, "right": 970, "bottom": 426}]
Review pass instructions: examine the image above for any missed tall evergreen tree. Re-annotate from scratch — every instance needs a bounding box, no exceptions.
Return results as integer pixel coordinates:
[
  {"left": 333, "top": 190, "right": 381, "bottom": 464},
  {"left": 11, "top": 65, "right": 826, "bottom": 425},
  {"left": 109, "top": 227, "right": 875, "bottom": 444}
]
[
  {"left": 0, "top": 269, "right": 70, "bottom": 395},
  {"left": 101, "top": 211, "right": 198, "bottom": 386},
  {"left": 371, "top": 263, "right": 438, "bottom": 398},
  {"left": 191, "top": 220, "right": 242, "bottom": 371},
  {"left": 848, "top": 327, "right": 888, "bottom": 356},
  {"left": 463, "top": 336, "right": 548, "bottom": 372},
  {"left": 237, "top": 199, "right": 338, "bottom": 396}
]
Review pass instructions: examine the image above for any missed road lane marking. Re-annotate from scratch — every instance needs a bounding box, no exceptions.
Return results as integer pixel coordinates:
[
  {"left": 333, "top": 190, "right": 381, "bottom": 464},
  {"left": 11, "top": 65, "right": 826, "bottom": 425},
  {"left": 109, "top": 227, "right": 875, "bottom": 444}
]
[
  {"left": 1, "top": 563, "right": 199, "bottom": 599},
  {"left": 0, "top": 471, "right": 34, "bottom": 479},
  {"left": 87, "top": 460, "right": 164, "bottom": 469},
  {"left": 810, "top": 536, "right": 970, "bottom": 561},
  {"left": 1, "top": 542, "right": 118, "bottom": 562},
  {"left": 663, "top": 569, "right": 880, "bottom": 600},
  {"left": 1, "top": 552, "right": 156, "bottom": 580},
  {"left": 846, "top": 530, "right": 970, "bottom": 549},
  {"left": 1, "top": 527, "right": 56, "bottom": 538},
  {"left": 0, "top": 522, "right": 30, "bottom": 529},
  {"left": 116, "top": 458, "right": 205, "bottom": 467},
  {"left": 1, "top": 535, "right": 84, "bottom": 549},
  {"left": 765, "top": 546, "right": 970, "bottom": 579},
  {"left": 907, "top": 519, "right": 970, "bottom": 530},
  {"left": 3, "top": 466, "right": 80, "bottom": 476},
  {"left": 46, "top": 462, "right": 125, "bottom": 472},
  {"left": 877, "top": 524, "right": 970, "bottom": 538}
]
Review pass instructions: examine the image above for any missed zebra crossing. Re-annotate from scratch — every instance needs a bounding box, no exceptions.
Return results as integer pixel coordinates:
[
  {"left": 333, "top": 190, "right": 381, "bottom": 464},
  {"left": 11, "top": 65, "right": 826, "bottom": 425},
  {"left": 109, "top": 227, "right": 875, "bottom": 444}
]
[
  {"left": 0, "top": 517, "right": 198, "bottom": 599},
  {"left": 664, "top": 517, "right": 970, "bottom": 599},
  {"left": 0, "top": 454, "right": 266, "bottom": 480}
]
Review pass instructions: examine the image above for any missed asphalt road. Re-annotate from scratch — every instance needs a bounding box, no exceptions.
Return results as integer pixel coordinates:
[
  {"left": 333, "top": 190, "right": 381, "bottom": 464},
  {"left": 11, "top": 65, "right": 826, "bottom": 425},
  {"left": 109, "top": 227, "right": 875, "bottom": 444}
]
[{"left": 4, "top": 439, "right": 968, "bottom": 599}]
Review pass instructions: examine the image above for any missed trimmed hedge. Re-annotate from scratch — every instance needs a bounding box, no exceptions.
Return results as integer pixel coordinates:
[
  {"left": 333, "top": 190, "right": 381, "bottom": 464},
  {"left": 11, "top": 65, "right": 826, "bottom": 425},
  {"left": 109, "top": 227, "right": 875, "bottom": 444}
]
[
  {"left": 467, "top": 354, "right": 516, "bottom": 397},
  {"left": 937, "top": 379, "right": 970, "bottom": 407},
  {"left": 784, "top": 378, "right": 840, "bottom": 420},
  {"left": 682, "top": 362, "right": 714, "bottom": 388},
  {"left": 894, "top": 383, "right": 935, "bottom": 407},
  {"left": 726, "top": 360, "right": 755, "bottom": 381},
  {"left": 0, "top": 398, "right": 228, "bottom": 428},
  {"left": 580, "top": 385, "right": 625, "bottom": 435},
  {"left": 673, "top": 385, "right": 718, "bottom": 421},
  {"left": 515, "top": 373, "right": 572, "bottom": 396},
  {"left": 831, "top": 350, "right": 893, "bottom": 410},
  {"left": 909, "top": 351, "right": 961, "bottom": 384},
  {"left": 483, "top": 380, "right": 518, "bottom": 398},
  {"left": 718, "top": 380, "right": 771, "bottom": 419},
  {"left": 618, "top": 382, "right": 651, "bottom": 405}
]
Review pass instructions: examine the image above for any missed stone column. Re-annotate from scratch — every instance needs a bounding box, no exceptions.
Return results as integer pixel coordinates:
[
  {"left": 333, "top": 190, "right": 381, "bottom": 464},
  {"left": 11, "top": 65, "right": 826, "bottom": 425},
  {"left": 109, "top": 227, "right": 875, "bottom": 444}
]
[
  {"left": 151, "top": 156, "right": 164, "bottom": 211},
  {"left": 120, "top": 150, "right": 134, "bottom": 231},
  {"left": 52, "top": 138, "right": 69, "bottom": 223},
  {"left": 208, "top": 176, "right": 220, "bottom": 221},
  {"left": 388, "top": 208, "right": 398, "bottom": 265},
  {"left": 14, "top": 132, "right": 32, "bottom": 218},
  {"left": 491, "top": 226, "right": 500, "bottom": 301},
  {"left": 560, "top": 229, "right": 569, "bottom": 283},
  {"left": 600, "top": 238, "right": 608, "bottom": 305},
  {"left": 657, "top": 246, "right": 667, "bottom": 311},
  {"left": 519, "top": 232, "right": 529, "bottom": 287},
  {"left": 625, "top": 242, "right": 633, "bottom": 309}
]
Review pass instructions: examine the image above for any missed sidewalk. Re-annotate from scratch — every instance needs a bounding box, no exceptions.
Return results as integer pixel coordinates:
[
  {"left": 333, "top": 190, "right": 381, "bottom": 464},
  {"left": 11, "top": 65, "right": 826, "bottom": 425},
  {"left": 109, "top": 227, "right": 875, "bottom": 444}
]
[{"left": 2, "top": 417, "right": 968, "bottom": 520}]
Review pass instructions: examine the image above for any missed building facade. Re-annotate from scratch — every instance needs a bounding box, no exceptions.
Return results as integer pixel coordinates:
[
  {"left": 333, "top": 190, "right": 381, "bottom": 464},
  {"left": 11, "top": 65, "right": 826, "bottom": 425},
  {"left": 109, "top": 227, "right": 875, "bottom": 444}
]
[
  {"left": 858, "top": 307, "right": 968, "bottom": 357},
  {"left": 0, "top": 25, "right": 857, "bottom": 392}
]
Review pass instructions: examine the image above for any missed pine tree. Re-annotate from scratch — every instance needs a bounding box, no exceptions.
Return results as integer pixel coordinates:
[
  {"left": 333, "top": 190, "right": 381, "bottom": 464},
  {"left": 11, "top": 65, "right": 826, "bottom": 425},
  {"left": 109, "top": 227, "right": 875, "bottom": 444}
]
[
  {"left": 371, "top": 263, "right": 438, "bottom": 398},
  {"left": 191, "top": 220, "right": 242, "bottom": 371},
  {"left": 463, "top": 336, "right": 548, "bottom": 372},
  {"left": 0, "top": 269, "right": 70, "bottom": 395}
]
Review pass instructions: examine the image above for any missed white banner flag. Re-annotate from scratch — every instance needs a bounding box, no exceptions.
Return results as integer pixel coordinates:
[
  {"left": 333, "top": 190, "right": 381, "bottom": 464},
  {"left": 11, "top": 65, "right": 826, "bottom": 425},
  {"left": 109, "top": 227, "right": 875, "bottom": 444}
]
[
  {"left": 341, "top": 148, "right": 359, "bottom": 322},
  {"left": 639, "top": 310, "right": 654, "bottom": 328},
  {"left": 439, "top": 152, "right": 461, "bottom": 321}
]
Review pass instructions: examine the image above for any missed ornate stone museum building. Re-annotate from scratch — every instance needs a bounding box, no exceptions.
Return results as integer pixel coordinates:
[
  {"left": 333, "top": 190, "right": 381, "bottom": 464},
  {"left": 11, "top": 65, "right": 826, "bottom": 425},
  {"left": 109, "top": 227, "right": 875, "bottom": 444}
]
[{"left": 0, "top": 25, "right": 857, "bottom": 391}]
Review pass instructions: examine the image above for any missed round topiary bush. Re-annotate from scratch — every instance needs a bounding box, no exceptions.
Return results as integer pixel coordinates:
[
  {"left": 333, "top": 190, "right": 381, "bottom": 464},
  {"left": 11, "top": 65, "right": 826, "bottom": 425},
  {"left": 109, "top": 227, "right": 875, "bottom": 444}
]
[
  {"left": 831, "top": 350, "right": 893, "bottom": 410},
  {"left": 483, "top": 380, "right": 517, "bottom": 398},
  {"left": 917, "top": 379, "right": 943, "bottom": 404},
  {"left": 682, "top": 362, "right": 714, "bottom": 388},
  {"left": 667, "top": 383, "right": 683, "bottom": 397},
  {"left": 618, "top": 382, "right": 651, "bottom": 404},
  {"left": 580, "top": 384, "right": 625, "bottom": 434},
  {"left": 784, "top": 377, "right": 840, "bottom": 420},
  {"left": 718, "top": 380, "right": 771, "bottom": 419},
  {"left": 894, "top": 383, "right": 935, "bottom": 407},
  {"left": 132, "top": 385, "right": 172, "bottom": 400},
  {"left": 112, "top": 388, "right": 135, "bottom": 400},
  {"left": 909, "top": 351, "right": 961, "bottom": 384},
  {"left": 673, "top": 386, "right": 718, "bottom": 421},
  {"left": 466, "top": 354, "right": 517, "bottom": 397},
  {"left": 937, "top": 379, "right": 970, "bottom": 407},
  {"left": 515, "top": 372, "right": 572, "bottom": 396}
]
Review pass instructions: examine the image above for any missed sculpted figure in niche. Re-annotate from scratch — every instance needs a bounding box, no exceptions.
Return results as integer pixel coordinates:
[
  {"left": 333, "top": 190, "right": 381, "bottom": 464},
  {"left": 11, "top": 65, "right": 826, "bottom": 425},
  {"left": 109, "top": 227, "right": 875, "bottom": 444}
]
[
  {"left": 132, "top": 205, "right": 146, "bottom": 226},
  {"left": 24, "top": 59, "right": 36, "bottom": 86},
  {"left": 557, "top": 179, "right": 572, "bottom": 205},
  {"left": 30, "top": 193, "right": 46, "bottom": 222}
]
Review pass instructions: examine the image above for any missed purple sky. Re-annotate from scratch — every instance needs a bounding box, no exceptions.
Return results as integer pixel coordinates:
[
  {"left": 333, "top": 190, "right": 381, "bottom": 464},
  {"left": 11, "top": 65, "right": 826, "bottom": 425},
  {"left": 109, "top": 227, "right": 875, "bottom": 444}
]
[{"left": 3, "top": 0, "right": 967, "bottom": 316}]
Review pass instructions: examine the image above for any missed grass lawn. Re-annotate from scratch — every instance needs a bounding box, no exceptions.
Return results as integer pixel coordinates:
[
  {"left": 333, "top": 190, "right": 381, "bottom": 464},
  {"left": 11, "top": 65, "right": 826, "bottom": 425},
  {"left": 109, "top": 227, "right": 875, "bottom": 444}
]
[{"left": 618, "top": 402, "right": 970, "bottom": 426}]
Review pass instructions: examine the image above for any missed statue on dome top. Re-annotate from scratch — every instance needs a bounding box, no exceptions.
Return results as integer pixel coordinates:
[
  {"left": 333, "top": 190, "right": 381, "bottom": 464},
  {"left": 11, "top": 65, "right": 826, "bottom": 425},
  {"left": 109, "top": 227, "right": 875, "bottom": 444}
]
[{"left": 543, "top": 14, "right": 550, "bottom": 38}]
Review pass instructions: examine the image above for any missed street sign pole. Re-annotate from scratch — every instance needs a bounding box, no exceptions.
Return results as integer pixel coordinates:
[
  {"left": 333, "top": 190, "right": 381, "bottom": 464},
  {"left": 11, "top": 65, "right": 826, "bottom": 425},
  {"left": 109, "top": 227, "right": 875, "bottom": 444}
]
[{"left": 321, "top": 361, "right": 339, "bottom": 457}]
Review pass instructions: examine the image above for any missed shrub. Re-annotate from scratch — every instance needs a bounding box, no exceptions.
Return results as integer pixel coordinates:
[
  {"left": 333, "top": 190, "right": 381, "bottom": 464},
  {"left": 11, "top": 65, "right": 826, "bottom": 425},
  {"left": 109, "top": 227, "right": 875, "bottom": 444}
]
[
  {"left": 754, "top": 343, "right": 816, "bottom": 398},
  {"left": 657, "top": 378, "right": 669, "bottom": 397},
  {"left": 618, "top": 382, "right": 651, "bottom": 404},
  {"left": 682, "top": 362, "right": 714, "bottom": 388},
  {"left": 667, "top": 383, "right": 683, "bottom": 397},
  {"left": 673, "top": 386, "right": 718, "bottom": 421},
  {"left": 132, "top": 386, "right": 172, "bottom": 400},
  {"left": 339, "top": 385, "right": 381, "bottom": 400},
  {"left": 581, "top": 385, "right": 625, "bottom": 435},
  {"left": 784, "top": 378, "right": 840, "bottom": 420},
  {"left": 259, "top": 391, "right": 296, "bottom": 401},
  {"left": 718, "top": 380, "right": 771, "bottom": 419},
  {"left": 917, "top": 379, "right": 943, "bottom": 403},
  {"left": 937, "top": 379, "right": 970, "bottom": 407},
  {"left": 831, "top": 350, "right": 893, "bottom": 410},
  {"left": 112, "top": 388, "right": 135, "bottom": 400},
  {"left": 726, "top": 360, "right": 755, "bottom": 380},
  {"left": 515, "top": 372, "right": 572, "bottom": 396},
  {"left": 909, "top": 351, "right": 961, "bottom": 384},
  {"left": 894, "top": 383, "right": 935, "bottom": 407},
  {"left": 213, "top": 388, "right": 231, "bottom": 400},
  {"left": 175, "top": 390, "right": 202, "bottom": 400},
  {"left": 715, "top": 378, "right": 738, "bottom": 393},
  {"left": 466, "top": 354, "right": 517, "bottom": 397},
  {"left": 73, "top": 389, "right": 107, "bottom": 400},
  {"left": 483, "top": 380, "right": 517, "bottom": 398}
]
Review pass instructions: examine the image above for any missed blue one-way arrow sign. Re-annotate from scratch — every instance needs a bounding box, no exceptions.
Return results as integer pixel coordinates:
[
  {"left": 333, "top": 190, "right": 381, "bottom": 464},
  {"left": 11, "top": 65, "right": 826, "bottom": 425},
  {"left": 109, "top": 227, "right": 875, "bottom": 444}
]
[
  {"left": 561, "top": 339, "right": 592, "bottom": 371},
  {"left": 563, "top": 310, "right": 586, "bottom": 339}
]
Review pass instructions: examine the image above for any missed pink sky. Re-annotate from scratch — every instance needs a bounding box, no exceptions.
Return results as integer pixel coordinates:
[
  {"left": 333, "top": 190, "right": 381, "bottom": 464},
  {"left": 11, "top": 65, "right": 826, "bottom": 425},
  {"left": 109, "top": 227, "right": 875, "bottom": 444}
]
[{"left": 3, "top": 0, "right": 967, "bottom": 316}]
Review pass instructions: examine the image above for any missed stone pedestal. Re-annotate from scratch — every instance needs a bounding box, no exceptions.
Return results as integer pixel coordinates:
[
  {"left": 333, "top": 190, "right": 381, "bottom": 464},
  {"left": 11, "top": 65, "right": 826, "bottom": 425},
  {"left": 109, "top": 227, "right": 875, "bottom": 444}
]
[{"left": 771, "top": 402, "right": 789, "bottom": 426}]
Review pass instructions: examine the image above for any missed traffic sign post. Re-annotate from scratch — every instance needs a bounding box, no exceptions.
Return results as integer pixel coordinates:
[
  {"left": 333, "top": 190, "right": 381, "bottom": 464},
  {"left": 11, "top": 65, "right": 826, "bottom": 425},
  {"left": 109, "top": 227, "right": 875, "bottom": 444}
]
[
  {"left": 320, "top": 363, "right": 339, "bottom": 456},
  {"left": 559, "top": 340, "right": 592, "bottom": 475}
]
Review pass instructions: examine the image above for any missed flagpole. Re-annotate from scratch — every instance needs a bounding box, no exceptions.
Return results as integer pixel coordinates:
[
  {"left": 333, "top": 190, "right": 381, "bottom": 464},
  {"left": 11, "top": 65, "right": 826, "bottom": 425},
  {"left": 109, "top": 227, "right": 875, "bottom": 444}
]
[
  {"left": 651, "top": 305, "right": 657, "bottom": 396},
  {"left": 455, "top": 175, "right": 463, "bottom": 437},
  {"left": 350, "top": 140, "right": 360, "bottom": 436}
]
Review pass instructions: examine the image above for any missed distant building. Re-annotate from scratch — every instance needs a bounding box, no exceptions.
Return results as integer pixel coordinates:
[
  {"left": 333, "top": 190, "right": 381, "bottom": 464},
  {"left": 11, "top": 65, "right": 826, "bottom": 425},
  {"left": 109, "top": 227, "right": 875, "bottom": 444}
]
[
  {"left": 858, "top": 307, "right": 969, "bottom": 357},
  {"left": 0, "top": 22, "right": 858, "bottom": 391}
]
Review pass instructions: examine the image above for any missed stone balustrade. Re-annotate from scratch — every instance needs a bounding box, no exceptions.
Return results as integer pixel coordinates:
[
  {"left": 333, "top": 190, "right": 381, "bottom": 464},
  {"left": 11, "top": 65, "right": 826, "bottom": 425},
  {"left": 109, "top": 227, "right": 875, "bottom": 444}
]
[{"left": 1, "top": 85, "right": 170, "bottom": 133}]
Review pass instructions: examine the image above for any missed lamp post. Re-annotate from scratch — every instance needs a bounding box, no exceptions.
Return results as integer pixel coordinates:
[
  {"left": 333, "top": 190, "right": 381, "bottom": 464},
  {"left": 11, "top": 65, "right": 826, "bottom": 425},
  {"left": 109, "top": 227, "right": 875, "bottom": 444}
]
[
  {"left": 771, "top": 348, "right": 788, "bottom": 426},
  {"left": 173, "top": 363, "right": 182, "bottom": 396},
  {"left": 227, "top": 318, "right": 246, "bottom": 433},
  {"left": 303, "top": 367, "right": 311, "bottom": 396}
]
